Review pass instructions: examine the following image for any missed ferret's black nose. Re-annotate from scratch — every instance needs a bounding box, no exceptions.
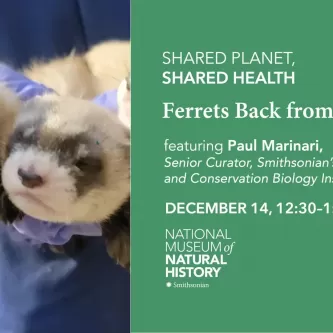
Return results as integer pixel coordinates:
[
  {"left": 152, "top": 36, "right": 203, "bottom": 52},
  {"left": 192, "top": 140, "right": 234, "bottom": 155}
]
[{"left": 18, "top": 168, "right": 44, "bottom": 188}]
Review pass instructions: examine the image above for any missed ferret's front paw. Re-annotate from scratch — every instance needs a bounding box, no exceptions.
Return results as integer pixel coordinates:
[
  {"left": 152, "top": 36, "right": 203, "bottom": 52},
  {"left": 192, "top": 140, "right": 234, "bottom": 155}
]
[
  {"left": 117, "top": 74, "right": 130, "bottom": 129},
  {"left": 106, "top": 230, "right": 130, "bottom": 271}
]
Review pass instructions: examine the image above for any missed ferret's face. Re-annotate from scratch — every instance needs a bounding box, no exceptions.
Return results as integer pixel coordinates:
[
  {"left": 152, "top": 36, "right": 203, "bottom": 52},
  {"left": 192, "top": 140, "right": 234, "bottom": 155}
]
[{"left": 1, "top": 94, "right": 130, "bottom": 223}]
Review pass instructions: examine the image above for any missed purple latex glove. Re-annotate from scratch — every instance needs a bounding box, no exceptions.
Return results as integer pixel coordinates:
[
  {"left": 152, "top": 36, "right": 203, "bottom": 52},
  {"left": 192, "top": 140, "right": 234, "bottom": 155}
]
[{"left": 0, "top": 63, "right": 119, "bottom": 245}]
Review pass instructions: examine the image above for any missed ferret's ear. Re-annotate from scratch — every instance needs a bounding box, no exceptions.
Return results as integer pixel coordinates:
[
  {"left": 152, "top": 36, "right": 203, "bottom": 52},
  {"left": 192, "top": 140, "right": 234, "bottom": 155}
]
[{"left": 117, "top": 75, "right": 131, "bottom": 129}]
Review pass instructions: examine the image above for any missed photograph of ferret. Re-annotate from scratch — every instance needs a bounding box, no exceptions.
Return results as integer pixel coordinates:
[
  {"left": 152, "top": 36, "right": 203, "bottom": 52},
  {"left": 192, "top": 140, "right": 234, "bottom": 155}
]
[{"left": 0, "top": 40, "right": 131, "bottom": 270}]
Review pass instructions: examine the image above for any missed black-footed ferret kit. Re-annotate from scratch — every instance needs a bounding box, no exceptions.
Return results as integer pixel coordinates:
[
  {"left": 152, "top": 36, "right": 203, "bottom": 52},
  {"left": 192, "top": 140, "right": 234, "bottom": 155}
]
[{"left": 0, "top": 40, "right": 131, "bottom": 270}]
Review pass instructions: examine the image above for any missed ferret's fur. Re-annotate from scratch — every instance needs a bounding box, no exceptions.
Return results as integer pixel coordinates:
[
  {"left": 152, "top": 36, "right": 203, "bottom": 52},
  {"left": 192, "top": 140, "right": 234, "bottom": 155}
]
[
  {"left": 25, "top": 40, "right": 130, "bottom": 98},
  {"left": 0, "top": 40, "right": 131, "bottom": 270}
]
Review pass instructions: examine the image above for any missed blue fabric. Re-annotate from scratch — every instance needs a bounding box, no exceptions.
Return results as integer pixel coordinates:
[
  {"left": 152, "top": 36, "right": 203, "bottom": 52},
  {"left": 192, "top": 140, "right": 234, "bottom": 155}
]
[
  {"left": 0, "top": 1, "right": 130, "bottom": 332},
  {"left": 0, "top": 0, "right": 130, "bottom": 69},
  {"left": 0, "top": 227, "right": 130, "bottom": 333},
  {"left": 77, "top": 0, "right": 130, "bottom": 46}
]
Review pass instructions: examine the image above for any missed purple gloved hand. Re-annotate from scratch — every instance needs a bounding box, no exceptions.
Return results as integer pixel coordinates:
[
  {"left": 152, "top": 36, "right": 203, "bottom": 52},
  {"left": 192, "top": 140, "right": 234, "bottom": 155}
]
[{"left": 0, "top": 63, "right": 119, "bottom": 245}]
